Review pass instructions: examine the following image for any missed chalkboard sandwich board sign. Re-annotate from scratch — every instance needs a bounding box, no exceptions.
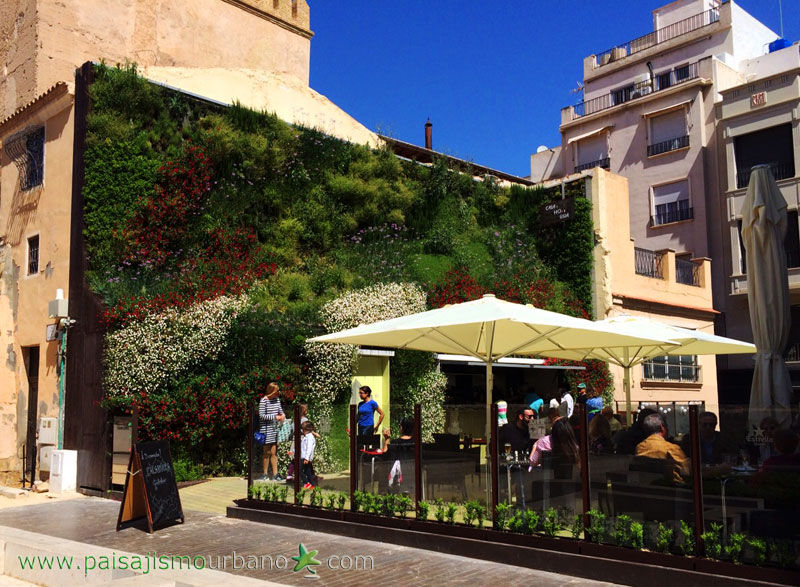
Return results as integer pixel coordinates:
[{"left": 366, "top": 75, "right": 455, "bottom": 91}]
[{"left": 117, "top": 440, "right": 185, "bottom": 533}]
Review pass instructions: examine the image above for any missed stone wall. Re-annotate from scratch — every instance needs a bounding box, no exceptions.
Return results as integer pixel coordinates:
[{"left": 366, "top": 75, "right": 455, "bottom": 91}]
[{"left": 1, "top": 0, "right": 313, "bottom": 120}]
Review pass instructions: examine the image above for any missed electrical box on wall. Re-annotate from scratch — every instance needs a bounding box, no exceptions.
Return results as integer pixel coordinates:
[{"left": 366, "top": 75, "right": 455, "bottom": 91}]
[
  {"left": 37, "top": 417, "right": 58, "bottom": 445},
  {"left": 48, "top": 298, "right": 69, "bottom": 319}
]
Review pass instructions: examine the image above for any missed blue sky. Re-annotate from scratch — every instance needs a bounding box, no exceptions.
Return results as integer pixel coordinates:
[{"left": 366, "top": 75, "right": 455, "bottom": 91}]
[{"left": 309, "top": 1, "right": 800, "bottom": 177}]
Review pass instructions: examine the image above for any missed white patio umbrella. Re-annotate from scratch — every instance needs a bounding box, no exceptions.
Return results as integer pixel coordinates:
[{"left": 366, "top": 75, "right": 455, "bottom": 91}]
[
  {"left": 741, "top": 165, "right": 793, "bottom": 429},
  {"left": 543, "top": 314, "right": 756, "bottom": 424},
  {"left": 308, "top": 294, "right": 676, "bottom": 440}
]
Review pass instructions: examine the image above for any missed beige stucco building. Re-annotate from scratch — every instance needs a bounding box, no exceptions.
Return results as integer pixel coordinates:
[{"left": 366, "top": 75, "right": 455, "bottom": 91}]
[
  {"left": 0, "top": 0, "right": 377, "bottom": 487},
  {"left": 532, "top": 0, "right": 800, "bottom": 413},
  {"left": 541, "top": 168, "right": 719, "bottom": 425}
]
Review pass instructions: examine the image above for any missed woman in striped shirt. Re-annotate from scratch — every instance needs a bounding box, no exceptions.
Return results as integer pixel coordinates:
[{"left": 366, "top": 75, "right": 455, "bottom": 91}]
[{"left": 259, "top": 382, "right": 285, "bottom": 481}]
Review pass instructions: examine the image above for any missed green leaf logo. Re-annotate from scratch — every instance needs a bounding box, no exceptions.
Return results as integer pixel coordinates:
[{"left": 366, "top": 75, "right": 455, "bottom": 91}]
[{"left": 291, "top": 542, "right": 322, "bottom": 576}]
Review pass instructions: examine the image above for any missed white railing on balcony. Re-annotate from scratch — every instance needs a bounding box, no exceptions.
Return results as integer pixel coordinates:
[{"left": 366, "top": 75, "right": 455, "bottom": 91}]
[{"left": 593, "top": 8, "right": 720, "bottom": 68}]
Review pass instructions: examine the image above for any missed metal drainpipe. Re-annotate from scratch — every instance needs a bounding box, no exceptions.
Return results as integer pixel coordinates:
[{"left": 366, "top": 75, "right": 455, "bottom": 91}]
[{"left": 57, "top": 326, "right": 67, "bottom": 450}]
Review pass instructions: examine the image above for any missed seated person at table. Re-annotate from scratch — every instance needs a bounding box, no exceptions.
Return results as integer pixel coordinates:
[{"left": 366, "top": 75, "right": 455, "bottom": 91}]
[
  {"left": 602, "top": 406, "right": 623, "bottom": 434},
  {"left": 679, "top": 411, "right": 735, "bottom": 465},
  {"left": 636, "top": 413, "right": 691, "bottom": 485},
  {"left": 529, "top": 418, "right": 580, "bottom": 475},
  {"left": 588, "top": 411, "right": 613, "bottom": 454},
  {"left": 498, "top": 407, "right": 534, "bottom": 458},
  {"left": 613, "top": 408, "right": 657, "bottom": 455},
  {"left": 758, "top": 429, "right": 800, "bottom": 473}
]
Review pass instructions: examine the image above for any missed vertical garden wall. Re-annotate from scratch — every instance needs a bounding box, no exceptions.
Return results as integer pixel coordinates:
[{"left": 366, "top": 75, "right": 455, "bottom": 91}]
[{"left": 84, "top": 64, "right": 604, "bottom": 475}]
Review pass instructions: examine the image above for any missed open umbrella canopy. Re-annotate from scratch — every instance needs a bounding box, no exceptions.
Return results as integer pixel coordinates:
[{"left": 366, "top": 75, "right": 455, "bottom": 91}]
[
  {"left": 544, "top": 314, "right": 756, "bottom": 423},
  {"left": 309, "top": 295, "right": 676, "bottom": 360},
  {"left": 308, "top": 295, "right": 677, "bottom": 439},
  {"left": 545, "top": 314, "right": 756, "bottom": 363}
]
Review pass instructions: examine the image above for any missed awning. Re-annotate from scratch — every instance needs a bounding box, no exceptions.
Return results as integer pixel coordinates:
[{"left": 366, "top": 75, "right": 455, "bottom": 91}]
[
  {"left": 567, "top": 125, "right": 614, "bottom": 145},
  {"left": 642, "top": 99, "right": 693, "bottom": 118}
]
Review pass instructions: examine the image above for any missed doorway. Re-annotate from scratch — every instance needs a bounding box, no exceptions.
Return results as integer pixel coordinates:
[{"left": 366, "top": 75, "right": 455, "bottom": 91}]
[{"left": 22, "top": 346, "right": 40, "bottom": 483}]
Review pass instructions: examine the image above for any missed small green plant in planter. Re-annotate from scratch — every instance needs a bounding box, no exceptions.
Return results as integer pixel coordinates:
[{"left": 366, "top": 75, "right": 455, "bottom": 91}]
[
  {"left": 396, "top": 495, "right": 413, "bottom": 518},
  {"left": 326, "top": 493, "right": 338, "bottom": 510},
  {"left": 445, "top": 502, "right": 458, "bottom": 525},
  {"left": 629, "top": 521, "right": 644, "bottom": 549},
  {"left": 381, "top": 494, "right": 398, "bottom": 517},
  {"left": 747, "top": 536, "right": 767, "bottom": 566},
  {"left": 586, "top": 510, "right": 606, "bottom": 543},
  {"left": 352, "top": 491, "right": 365, "bottom": 512},
  {"left": 309, "top": 488, "right": 324, "bottom": 508},
  {"left": 248, "top": 485, "right": 258, "bottom": 499},
  {"left": 417, "top": 500, "right": 430, "bottom": 521},
  {"left": 570, "top": 514, "right": 583, "bottom": 539},
  {"left": 655, "top": 522, "right": 674, "bottom": 554},
  {"left": 463, "top": 501, "right": 479, "bottom": 527},
  {"left": 614, "top": 515, "right": 642, "bottom": 548},
  {"left": 495, "top": 502, "right": 512, "bottom": 531},
  {"left": 678, "top": 520, "right": 695, "bottom": 556},
  {"left": 523, "top": 510, "right": 540, "bottom": 535},
  {"left": 725, "top": 532, "right": 746, "bottom": 564},
  {"left": 542, "top": 508, "right": 561, "bottom": 537},
  {"left": 508, "top": 511, "right": 524, "bottom": 533},
  {"left": 277, "top": 486, "right": 289, "bottom": 503},
  {"left": 474, "top": 502, "right": 486, "bottom": 528},
  {"left": 295, "top": 488, "right": 308, "bottom": 506},
  {"left": 701, "top": 523, "right": 723, "bottom": 560},
  {"left": 336, "top": 492, "right": 347, "bottom": 511},
  {"left": 263, "top": 484, "right": 276, "bottom": 502},
  {"left": 768, "top": 539, "right": 795, "bottom": 568},
  {"left": 434, "top": 499, "right": 446, "bottom": 523}
]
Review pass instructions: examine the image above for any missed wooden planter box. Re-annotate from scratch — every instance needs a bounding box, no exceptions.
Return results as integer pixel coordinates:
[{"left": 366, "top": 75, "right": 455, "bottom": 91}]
[{"left": 230, "top": 499, "right": 799, "bottom": 585}]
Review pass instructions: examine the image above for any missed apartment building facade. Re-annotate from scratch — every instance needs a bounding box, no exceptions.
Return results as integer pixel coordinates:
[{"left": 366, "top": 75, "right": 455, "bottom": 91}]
[
  {"left": 532, "top": 0, "right": 800, "bottom": 408},
  {"left": 715, "top": 44, "right": 800, "bottom": 393}
]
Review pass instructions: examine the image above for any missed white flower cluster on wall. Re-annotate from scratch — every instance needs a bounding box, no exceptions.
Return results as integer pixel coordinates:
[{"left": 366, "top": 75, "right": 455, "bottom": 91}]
[{"left": 104, "top": 294, "right": 248, "bottom": 399}]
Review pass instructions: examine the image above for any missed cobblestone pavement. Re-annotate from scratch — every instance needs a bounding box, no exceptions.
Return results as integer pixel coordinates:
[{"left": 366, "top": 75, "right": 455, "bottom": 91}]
[{"left": 0, "top": 498, "right": 622, "bottom": 586}]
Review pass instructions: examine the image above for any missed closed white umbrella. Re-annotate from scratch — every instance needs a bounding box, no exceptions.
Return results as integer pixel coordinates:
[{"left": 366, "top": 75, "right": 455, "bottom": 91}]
[
  {"left": 309, "top": 294, "right": 676, "bottom": 439},
  {"left": 741, "top": 165, "right": 792, "bottom": 428},
  {"left": 544, "top": 314, "right": 756, "bottom": 424}
]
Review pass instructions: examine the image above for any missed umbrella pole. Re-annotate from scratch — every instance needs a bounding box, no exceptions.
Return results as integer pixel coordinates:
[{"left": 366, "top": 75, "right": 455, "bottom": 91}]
[
  {"left": 623, "top": 346, "right": 633, "bottom": 426},
  {"left": 624, "top": 366, "right": 632, "bottom": 426},
  {"left": 485, "top": 359, "right": 494, "bottom": 504}
]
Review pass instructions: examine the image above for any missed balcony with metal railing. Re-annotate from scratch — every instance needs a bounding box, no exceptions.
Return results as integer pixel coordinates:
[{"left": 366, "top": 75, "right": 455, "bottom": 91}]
[
  {"left": 651, "top": 206, "right": 693, "bottom": 227},
  {"left": 574, "top": 157, "right": 610, "bottom": 174},
  {"left": 736, "top": 160, "right": 795, "bottom": 189},
  {"left": 567, "top": 62, "right": 700, "bottom": 122},
  {"left": 634, "top": 247, "right": 664, "bottom": 279},
  {"left": 593, "top": 8, "right": 720, "bottom": 69},
  {"left": 675, "top": 257, "right": 700, "bottom": 286},
  {"left": 648, "top": 135, "right": 690, "bottom": 157}
]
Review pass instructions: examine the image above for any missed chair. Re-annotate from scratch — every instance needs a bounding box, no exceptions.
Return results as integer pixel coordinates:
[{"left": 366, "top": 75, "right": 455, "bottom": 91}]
[{"left": 432, "top": 433, "right": 460, "bottom": 451}]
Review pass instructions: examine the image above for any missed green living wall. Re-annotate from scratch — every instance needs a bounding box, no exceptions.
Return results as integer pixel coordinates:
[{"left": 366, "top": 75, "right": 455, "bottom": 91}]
[{"left": 85, "top": 64, "right": 606, "bottom": 475}]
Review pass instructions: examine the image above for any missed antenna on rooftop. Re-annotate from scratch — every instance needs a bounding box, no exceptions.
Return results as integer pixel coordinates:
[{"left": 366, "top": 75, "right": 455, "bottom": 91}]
[
  {"left": 570, "top": 81, "right": 584, "bottom": 95},
  {"left": 779, "top": 0, "right": 784, "bottom": 38}
]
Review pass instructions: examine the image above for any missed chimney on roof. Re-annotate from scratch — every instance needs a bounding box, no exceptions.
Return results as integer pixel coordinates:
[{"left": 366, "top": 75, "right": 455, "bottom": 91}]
[{"left": 425, "top": 118, "right": 432, "bottom": 150}]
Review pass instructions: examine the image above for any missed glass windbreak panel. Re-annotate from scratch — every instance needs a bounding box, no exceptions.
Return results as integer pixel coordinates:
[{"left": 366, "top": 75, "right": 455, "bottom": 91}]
[
  {"left": 353, "top": 403, "right": 416, "bottom": 518},
  {"left": 301, "top": 398, "right": 351, "bottom": 509},
  {"left": 701, "top": 406, "right": 799, "bottom": 570},
  {"left": 493, "top": 405, "right": 583, "bottom": 538},
  {"left": 248, "top": 401, "right": 293, "bottom": 505},
  {"left": 420, "top": 403, "right": 487, "bottom": 526},
  {"left": 589, "top": 407, "right": 697, "bottom": 552}
]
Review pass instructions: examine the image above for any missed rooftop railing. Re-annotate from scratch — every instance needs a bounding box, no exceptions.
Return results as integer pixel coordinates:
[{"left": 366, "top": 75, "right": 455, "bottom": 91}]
[{"left": 594, "top": 8, "right": 720, "bottom": 68}]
